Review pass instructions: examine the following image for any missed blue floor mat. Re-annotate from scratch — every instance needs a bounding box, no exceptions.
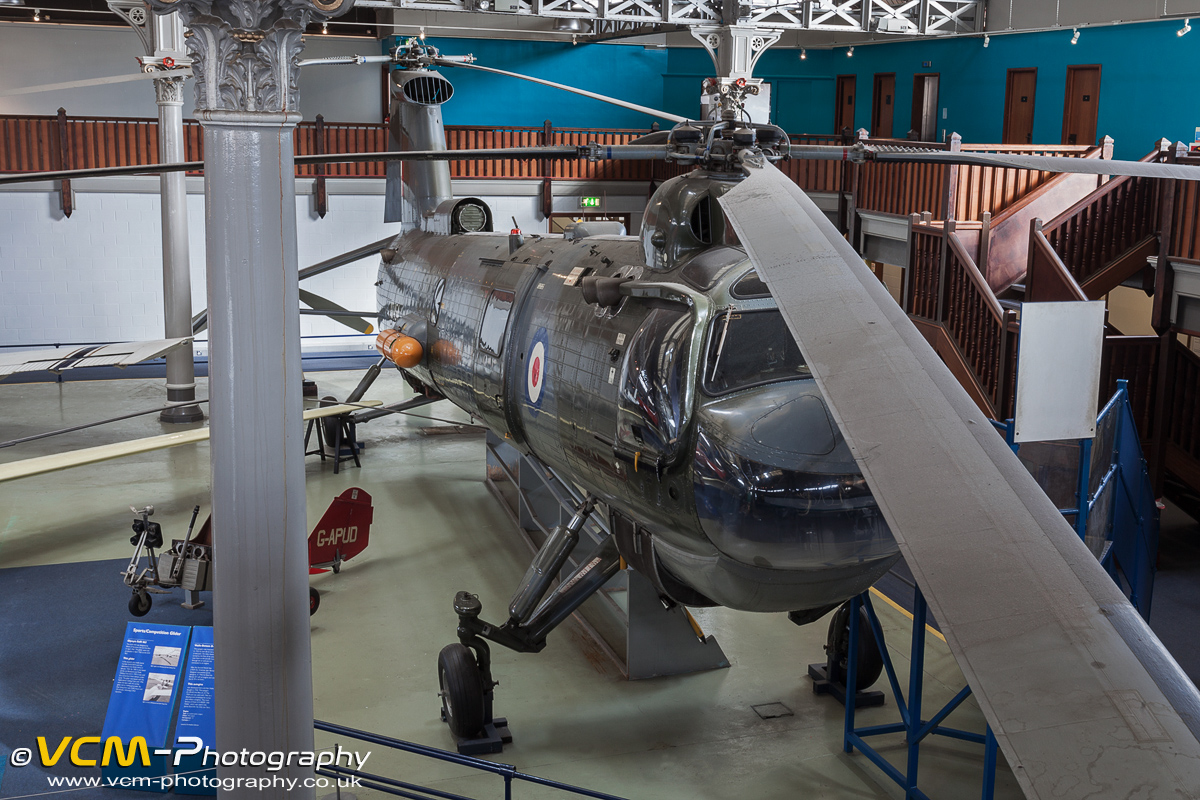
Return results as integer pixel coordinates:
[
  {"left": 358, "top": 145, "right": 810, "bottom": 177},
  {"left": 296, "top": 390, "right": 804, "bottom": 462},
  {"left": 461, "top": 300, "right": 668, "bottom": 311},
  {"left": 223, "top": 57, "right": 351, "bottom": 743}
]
[{"left": 0, "top": 559, "right": 212, "bottom": 798}]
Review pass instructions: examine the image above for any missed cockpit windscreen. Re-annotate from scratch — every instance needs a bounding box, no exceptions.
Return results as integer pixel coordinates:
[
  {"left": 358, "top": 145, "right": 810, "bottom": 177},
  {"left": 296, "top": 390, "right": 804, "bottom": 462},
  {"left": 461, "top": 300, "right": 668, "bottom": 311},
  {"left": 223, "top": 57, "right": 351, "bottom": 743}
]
[{"left": 703, "top": 310, "right": 811, "bottom": 395}]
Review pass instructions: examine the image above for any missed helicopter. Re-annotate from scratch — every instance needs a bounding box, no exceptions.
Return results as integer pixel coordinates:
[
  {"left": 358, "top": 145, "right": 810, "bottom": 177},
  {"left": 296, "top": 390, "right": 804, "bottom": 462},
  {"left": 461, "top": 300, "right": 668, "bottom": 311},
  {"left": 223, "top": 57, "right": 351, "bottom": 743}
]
[
  {"left": 5, "top": 38, "right": 1200, "bottom": 798},
  {"left": 351, "top": 40, "right": 1200, "bottom": 798}
]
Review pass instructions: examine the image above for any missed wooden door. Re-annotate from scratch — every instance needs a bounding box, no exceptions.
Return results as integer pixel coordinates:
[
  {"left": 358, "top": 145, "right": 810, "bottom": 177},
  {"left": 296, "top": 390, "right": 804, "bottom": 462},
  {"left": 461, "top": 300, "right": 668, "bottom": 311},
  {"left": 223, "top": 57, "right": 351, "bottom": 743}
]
[
  {"left": 1062, "top": 65, "right": 1101, "bottom": 146},
  {"left": 1003, "top": 68, "right": 1037, "bottom": 144},
  {"left": 835, "top": 75, "right": 856, "bottom": 137},
  {"left": 911, "top": 73, "right": 939, "bottom": 141},
  {"left": 871, "top": 73, "right": 896, "bottom": 139}
]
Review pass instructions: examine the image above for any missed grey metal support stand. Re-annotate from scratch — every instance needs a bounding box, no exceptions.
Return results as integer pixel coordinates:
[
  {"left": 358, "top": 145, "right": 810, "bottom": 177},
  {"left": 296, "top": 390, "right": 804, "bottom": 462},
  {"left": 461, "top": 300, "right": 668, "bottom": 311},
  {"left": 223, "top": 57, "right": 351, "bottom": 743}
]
[
  {"left": 147, "top": 0, "right": 354, "bottom": 797},
  {"left": 109, "top": 2, "right": 203, "bottom": 423}
]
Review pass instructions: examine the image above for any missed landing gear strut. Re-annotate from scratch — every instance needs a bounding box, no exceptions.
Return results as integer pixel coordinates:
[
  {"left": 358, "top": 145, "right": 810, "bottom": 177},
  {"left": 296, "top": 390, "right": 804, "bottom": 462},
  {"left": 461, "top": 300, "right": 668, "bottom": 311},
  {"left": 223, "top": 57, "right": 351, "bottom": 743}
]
[{"left": 437, "top": 496, "right": 622, "bottom": 754}]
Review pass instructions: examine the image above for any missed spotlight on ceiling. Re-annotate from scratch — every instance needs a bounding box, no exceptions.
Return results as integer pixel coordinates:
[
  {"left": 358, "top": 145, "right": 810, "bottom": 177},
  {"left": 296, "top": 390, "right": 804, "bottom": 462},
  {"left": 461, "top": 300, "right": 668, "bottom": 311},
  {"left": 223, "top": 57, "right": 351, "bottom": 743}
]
[
  {"left": 419, "top": 25, "right": 425, "bottom": 39},
  {"left": 554, "top": 17, "right": 590, "bottom": 33},
  {"left": 983, "top": 34, "right": 989, "bottom": 47},
  {"left": 1179, "top": 18, "right": 1191, "bottom": 36},
  {"left": 1070, "top": 27, "right": 1080, "bottom": 44},
  {"left": 33, "top": 7, "right": 41, "bottom": 20},
  {"left": 800, "top": 48, "right": 807, "bottom": 60},
  {"left": 847, "top": 45, "right": 854, "bottom": 56}
]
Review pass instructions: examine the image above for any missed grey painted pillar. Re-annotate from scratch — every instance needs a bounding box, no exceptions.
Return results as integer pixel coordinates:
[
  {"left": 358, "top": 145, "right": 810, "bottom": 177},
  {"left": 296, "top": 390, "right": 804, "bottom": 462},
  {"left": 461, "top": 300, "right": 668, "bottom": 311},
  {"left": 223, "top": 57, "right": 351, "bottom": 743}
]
[
  {"left": 107, "top": 3, "right": 203, "bottom": 422},
  {"left": 151, "top": 13, "right": 202, "bottom": 422},
  {"left": 147, "top": 0, "right": 354, "bottom": 797},
  {"left": 154, "top": 72, "right": 204, "bottom": 422}
]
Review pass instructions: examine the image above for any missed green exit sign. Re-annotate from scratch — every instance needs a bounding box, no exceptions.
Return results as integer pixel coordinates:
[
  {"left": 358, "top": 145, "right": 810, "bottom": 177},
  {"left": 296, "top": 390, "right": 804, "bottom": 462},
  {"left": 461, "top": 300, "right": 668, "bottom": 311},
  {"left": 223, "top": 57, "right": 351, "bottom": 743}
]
[{"left": 580, "top": 196, "right": 601, "bottom": 208}]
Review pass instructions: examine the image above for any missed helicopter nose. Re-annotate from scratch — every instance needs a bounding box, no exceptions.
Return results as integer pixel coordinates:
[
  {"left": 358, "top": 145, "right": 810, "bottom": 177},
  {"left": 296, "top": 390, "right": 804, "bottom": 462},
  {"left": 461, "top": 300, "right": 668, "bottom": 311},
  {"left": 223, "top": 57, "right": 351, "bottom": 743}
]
[{"left": 691, "top": 383, "right": 898, "bottom": 580}]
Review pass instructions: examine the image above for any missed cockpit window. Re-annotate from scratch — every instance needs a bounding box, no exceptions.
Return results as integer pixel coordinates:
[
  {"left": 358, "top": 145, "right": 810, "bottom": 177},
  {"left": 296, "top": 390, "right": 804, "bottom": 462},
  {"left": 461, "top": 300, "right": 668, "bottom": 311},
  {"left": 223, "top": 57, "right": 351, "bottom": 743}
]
[
  {"left": 731, "top": 270, "right": 770, "bottom": 299},
  {"left": 703, "top": 310, "right": 810, "bottom": 395},
  {"left": 479, "top": 289, "right": 514, "bottom": 357}
]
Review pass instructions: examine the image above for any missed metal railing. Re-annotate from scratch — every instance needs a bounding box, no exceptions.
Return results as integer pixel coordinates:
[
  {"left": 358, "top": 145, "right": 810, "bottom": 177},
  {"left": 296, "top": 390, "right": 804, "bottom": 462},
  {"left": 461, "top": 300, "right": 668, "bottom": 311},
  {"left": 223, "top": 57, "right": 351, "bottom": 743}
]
[{"left": 314, "top": 720, "right": 631, "bottom": 800}]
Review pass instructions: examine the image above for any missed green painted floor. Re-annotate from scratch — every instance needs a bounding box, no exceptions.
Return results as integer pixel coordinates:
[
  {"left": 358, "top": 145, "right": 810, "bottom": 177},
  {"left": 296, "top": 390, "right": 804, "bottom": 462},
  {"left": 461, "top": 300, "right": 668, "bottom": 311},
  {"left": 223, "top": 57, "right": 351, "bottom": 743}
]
[{"left": 0, "top": 370, "right": 1023, "bottom": 800}]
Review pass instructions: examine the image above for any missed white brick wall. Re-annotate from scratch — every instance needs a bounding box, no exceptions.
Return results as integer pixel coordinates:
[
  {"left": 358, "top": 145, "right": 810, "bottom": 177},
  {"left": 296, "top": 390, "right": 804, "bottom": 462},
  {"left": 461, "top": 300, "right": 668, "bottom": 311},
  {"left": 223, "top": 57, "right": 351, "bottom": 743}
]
[
  {"left": 0, "top": 179, "right": 647, "bottom": 351},
  {"left": 0, "top": 184, "right": 400, "bottom": 349}
]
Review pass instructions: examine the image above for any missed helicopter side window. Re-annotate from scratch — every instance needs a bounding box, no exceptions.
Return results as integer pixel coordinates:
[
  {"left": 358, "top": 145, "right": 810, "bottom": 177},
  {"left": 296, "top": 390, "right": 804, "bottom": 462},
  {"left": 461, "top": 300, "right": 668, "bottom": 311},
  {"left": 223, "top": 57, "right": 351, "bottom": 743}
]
[
  {"left": 703, "top": 310, "right": 810, "bottom": 395},
  {"left": 616, "top": 307, "right": 691, "bottom": 464},
  {"left": 479, "top": 289, "right": 514, "bottom": 357}
]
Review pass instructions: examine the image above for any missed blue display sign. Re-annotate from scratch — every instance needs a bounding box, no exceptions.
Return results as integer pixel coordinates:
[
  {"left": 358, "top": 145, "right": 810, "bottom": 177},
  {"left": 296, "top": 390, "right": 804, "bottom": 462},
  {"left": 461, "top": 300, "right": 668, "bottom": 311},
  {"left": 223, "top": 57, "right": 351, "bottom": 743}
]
[
  {"left": 101, "top": 622, "right": 192, "bottom": 793},
  {"left": 172, "top": 627, "right": 216, "bottom": 795}
]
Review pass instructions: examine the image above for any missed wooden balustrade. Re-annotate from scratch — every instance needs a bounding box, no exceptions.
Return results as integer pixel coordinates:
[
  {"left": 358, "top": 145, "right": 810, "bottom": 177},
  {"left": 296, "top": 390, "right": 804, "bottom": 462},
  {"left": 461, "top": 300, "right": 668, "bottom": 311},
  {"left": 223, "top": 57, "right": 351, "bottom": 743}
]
[
  {"left": 1157, "top": 338, "right": 1200, "bottom": 488},
  {"left": 906, "top": 218, "right": 944, "bottom": 320},
  {"left": 1026, "top": 221, "right": 1088, "bottom": 302},
  {"left": 1038, "top": 147, "right": 1164, "bottom": 297},
  {"left": 1167, "top": 156, "right": 1200, "bottom": 260},
  {"left": 941, "top": 226, "right": 1017, "bottom": 414},
  {"left": 1101, "top": 336, "right": 1159, "bottom": 441}
]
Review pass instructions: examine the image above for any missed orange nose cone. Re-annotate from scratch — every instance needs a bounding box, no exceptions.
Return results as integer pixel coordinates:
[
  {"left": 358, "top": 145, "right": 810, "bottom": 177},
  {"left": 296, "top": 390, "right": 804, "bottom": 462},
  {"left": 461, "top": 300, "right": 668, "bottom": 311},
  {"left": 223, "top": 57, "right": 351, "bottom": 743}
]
[{"left": 375, "top": 330, "right": 424, "bottom": 369}]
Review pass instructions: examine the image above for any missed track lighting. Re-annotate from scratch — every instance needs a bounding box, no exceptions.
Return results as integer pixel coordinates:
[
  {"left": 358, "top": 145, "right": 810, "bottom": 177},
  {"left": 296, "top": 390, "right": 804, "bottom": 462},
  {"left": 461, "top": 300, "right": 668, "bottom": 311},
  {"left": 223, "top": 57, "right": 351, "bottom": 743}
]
[
  {"left": 33, "top": 7, "right": 41, "bottom": 20},
  {"left": 1179, "top": 18, "right": 1191, "bottom": 36},
  {"left": 800, "top": 48, "right": 807, "bottom": 60},
  {"left": 847, "top": 46, "right": 854, "bottom": 56},
  {"left": 419, "top": 25, "right": 425, "bottom": 40},
  {"left": 1070, "top": 27, "right": 1079, "bottom": 44},
  {"left": 321, "top": 21, "right": 327, "bottom": 33},
  {"left": 983, "top": 34, "right": 989, "bottom": 47}
]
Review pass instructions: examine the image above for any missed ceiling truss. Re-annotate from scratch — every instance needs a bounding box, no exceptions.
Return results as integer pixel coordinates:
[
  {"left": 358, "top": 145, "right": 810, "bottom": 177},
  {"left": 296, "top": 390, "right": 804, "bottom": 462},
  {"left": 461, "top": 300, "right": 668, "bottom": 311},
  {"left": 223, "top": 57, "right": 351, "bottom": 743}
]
[{"left": 377, "top": 0, "right": 983, "bottom": 34}]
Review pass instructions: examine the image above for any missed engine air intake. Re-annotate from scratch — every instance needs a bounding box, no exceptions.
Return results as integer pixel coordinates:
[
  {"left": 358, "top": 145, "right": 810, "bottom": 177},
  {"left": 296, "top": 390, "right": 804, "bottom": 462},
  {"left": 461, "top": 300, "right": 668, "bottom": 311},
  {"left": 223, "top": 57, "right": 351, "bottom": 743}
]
[{"left": 401, "top": 76, "right": 454, "bottom": 105}]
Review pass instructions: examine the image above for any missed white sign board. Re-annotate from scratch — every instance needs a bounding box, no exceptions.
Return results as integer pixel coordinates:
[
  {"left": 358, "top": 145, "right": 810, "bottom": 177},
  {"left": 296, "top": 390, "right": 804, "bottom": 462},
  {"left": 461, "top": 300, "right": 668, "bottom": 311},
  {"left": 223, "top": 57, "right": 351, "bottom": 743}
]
[{"left": 1013, "top": 301, "right": 1106, "bottom": 443}]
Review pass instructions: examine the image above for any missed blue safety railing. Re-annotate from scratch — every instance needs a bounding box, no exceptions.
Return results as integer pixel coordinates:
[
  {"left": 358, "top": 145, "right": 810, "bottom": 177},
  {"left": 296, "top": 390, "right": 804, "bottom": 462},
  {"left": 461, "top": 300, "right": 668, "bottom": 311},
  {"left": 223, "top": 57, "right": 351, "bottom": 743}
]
[
  {"left": 313, "top": 720, "right": 631, "bottom": 800},
  {"left": 994, "top": 379, "right": 1159, "bottom": 619}
]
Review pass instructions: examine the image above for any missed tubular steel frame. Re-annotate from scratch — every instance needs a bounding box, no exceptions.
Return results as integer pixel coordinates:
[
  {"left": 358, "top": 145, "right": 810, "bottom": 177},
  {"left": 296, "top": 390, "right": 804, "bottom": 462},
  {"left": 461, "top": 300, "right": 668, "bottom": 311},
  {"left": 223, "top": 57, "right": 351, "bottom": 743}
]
[{"left": 843, "top": 590, "right": 998, "bottom": 800}]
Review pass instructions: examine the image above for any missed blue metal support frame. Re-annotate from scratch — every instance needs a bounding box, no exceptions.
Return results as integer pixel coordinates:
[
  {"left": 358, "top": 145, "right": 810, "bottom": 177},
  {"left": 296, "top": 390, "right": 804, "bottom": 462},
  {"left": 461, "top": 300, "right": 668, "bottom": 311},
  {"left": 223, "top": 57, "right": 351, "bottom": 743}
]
[{"left": 842, "top": 591, "right": 996, "bottom": 800}]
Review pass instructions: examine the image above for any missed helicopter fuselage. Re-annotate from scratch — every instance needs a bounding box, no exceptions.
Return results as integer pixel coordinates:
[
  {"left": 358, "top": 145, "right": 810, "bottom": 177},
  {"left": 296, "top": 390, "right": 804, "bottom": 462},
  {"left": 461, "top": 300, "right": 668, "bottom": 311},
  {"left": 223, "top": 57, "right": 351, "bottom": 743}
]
[{"left": 377, "top": 171, "right": 899, "bottom": 615}]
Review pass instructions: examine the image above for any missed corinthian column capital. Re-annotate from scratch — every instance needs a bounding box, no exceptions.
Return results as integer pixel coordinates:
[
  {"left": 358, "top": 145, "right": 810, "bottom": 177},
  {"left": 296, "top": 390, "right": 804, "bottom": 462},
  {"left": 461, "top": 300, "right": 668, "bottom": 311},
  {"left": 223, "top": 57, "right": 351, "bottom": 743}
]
[{"left": 148, "top": 0, "right": 353, "bottom": 115}]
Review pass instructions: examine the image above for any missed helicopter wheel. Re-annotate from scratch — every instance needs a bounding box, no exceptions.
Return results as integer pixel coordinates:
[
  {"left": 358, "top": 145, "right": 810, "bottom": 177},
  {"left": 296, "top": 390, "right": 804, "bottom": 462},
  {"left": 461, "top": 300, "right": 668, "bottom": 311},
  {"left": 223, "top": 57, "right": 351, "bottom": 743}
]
[
  {"left": 826, "top": 601, "right": 884, "bottom": 692},
  {"left": 320, "top": 396, "right": 340, "bottom": 450},
  {"left": 309, "top": 587, "right": 321, "bottom": 616},
  {"left": 437, "top": 643, "right": 485, "bottom": 740},
  {"left": 129, "top": 590, "right": 152, "bottom": 617}
]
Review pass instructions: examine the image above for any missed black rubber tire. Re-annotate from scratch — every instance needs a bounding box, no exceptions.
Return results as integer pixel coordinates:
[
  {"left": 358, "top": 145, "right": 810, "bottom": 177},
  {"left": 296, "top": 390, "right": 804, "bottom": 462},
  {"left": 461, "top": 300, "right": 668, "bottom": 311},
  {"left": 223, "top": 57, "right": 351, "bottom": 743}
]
[
  {"left": 309, "top": 587, "right": 321, "bottom": 616},
  {"left": 826, "top": 602, "right": 884, "bottom": 691},
  {"left": 320, "top": 396, "right": 340, "bottom": 449},
  {"left": 129, "top": 591, "right": 152, "bottom": 617},
  {"left": 438, "top": 644, "right": 485, "bottom": 740}
]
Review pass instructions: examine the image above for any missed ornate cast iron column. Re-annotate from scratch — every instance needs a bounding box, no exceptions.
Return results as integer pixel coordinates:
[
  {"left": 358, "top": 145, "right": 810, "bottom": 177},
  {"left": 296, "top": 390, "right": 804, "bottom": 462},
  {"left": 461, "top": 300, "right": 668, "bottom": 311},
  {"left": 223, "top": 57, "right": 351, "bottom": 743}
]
[
  {"left": 108, "top": 2, "right": 204, "bottom": 422},
  {"left": 147, "top": 0, "right": 352, "bottom": 796}
]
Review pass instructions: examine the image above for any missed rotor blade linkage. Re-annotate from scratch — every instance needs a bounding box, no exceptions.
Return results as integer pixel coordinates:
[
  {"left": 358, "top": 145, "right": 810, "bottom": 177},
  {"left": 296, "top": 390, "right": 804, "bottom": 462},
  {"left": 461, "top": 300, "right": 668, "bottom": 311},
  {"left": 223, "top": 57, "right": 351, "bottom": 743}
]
[
  {"left": 716, "top": 157, "right": 1200, "bottom": 800},
  {"left": 432, "top": 59, "right": 689, "bottom": 124}
]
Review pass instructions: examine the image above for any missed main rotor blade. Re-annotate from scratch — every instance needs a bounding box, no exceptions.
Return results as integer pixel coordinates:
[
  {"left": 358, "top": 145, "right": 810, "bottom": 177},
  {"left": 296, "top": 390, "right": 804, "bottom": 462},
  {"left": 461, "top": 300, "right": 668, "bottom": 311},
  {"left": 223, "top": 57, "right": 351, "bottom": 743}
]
[
  {"left": 0, "top": 145, "right": 667, "bottom": 186},
  {"left": 717, "top": 158, "right": 1200, "bottom": 799},
  {"left": 299, "top": 289, "right": 375, "bottom": 335},
  {"left": 432, "top": 58, "right": 689, "bottom": 124},
  {"left": 875, "top": 149, "right": 1200, "bottom": 179}
]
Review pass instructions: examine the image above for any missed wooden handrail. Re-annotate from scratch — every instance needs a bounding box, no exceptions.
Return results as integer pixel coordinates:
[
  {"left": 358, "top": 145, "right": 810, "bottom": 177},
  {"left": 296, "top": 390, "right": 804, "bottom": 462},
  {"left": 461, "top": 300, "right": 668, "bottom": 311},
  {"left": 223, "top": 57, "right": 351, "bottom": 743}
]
[
  {"left": 947, "top": 229, "right": 1006, "bottom": 321},
  {"left": 1027, "top": 224, "right": 1088, "bottom": 302}
]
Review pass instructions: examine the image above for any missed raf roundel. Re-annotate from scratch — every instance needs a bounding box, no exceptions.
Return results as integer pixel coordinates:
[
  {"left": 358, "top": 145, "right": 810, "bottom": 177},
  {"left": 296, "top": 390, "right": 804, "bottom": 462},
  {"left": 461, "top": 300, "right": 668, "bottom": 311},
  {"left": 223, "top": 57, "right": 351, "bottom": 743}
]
[
  {"left": 527, "top": 341, "right": 545, "bottom": 404},
  {"left": 525, "top": 327, "right": 549, "bottom": 414}
]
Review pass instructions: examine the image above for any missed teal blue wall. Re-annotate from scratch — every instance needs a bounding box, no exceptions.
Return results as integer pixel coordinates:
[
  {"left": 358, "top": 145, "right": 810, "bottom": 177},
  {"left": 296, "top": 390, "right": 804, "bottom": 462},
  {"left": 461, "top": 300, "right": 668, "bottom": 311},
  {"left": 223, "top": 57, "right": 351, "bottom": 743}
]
[
  {"left": 803, "top": 21, "right": 1199, "bottom": 159},
  {"left": 386, "top": 37, "right": 669, "bottom": 130},
  {"left": 392, "top": 22, "right": 1197, "bottom": 158}
]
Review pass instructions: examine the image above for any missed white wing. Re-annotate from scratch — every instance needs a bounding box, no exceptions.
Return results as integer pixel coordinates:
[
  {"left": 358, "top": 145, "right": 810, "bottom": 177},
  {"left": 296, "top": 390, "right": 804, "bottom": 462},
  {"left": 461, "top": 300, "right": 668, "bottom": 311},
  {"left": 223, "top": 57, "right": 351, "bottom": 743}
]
[{"left": 0, "top": 337, "right": 194, "bottom": 380}]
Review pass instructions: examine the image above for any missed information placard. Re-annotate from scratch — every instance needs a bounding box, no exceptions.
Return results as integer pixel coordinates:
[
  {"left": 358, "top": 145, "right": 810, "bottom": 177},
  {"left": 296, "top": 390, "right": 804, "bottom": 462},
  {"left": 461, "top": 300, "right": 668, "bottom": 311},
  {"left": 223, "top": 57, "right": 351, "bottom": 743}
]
[
  {"left": 100, "top": 622, "right": 192, "bottom": 792},
  {"left": 173, "top": 626, "right": 216, "bottom": 795}
]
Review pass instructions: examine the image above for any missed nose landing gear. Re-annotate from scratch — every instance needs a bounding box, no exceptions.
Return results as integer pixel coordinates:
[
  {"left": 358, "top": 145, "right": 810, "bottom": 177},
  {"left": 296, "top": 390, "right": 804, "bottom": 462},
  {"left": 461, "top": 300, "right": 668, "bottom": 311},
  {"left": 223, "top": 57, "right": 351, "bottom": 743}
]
[{"left": 437, "top": 592, "right": 512, "bottom": 755}]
